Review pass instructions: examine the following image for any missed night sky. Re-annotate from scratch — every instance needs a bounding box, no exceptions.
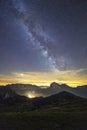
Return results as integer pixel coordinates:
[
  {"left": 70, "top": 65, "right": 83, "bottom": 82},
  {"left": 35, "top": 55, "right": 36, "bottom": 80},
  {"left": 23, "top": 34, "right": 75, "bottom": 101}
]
[{"left": 0, "top": 0, "right": 87, "bottom": 86}]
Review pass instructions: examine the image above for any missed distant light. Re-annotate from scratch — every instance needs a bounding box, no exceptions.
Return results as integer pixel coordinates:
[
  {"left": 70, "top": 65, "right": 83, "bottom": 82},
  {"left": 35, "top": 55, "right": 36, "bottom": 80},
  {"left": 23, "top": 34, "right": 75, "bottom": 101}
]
[
  {"left": 20, "top": 73, "right": 24, "bottom": 77},
  {"left": 27, "top": 93, "right": 36, "bottom": 98}
]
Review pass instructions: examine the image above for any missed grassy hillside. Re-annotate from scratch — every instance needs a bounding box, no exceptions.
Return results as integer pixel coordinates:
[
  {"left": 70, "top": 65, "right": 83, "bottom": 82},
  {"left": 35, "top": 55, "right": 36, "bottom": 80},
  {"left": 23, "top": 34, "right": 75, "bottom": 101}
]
[
  {"left": 32, "top": 91, "right": 87, "bottom": 110},
  {"left": 0, "top": 91, "right": 87, "bottom": 130},
  {"left": 0, "top": 110, "right": 87, "bottom": 130}
]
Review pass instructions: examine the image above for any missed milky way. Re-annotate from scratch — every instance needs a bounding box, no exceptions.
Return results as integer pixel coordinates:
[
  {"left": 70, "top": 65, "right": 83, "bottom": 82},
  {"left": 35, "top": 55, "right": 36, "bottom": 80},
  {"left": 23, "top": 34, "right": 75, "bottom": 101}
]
[
  {"left": 12, "top": 0, "right": 59, "bottom": 71},
  {"left": 0, "top": 0, "right": 87, "bottom": 86}
]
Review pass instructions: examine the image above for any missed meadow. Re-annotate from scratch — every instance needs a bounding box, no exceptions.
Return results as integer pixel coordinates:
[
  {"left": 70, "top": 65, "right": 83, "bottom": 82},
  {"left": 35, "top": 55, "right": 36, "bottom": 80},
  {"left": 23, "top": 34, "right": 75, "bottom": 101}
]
[{"left": 0, "top": 108, "right": 87, "bottom": 130}]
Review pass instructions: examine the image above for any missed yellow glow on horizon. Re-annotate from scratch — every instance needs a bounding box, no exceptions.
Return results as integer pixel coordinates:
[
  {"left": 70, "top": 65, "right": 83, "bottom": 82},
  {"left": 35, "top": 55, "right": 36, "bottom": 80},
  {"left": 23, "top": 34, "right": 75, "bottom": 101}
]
[
  {"left": 0, "top": 79, "right": 87, "bottom": 87},
  {"left": 0, "top": 68, "right": 87, "bottom": 87}
]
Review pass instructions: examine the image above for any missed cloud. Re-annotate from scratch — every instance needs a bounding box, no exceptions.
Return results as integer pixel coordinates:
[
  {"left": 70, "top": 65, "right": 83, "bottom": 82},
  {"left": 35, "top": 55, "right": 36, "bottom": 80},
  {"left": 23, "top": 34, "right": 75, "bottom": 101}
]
[
  {"left": 76, "top": 68, "right": 87, "bottom": 76},
  {"left": 0, "top": 67, "right": 87, "bottom": 87},
  {"left": 0, "top": 75, "right": 18, "bottom": 85},
  {"left": 12, "top": 68, "right": 87, "bottom": 87}
]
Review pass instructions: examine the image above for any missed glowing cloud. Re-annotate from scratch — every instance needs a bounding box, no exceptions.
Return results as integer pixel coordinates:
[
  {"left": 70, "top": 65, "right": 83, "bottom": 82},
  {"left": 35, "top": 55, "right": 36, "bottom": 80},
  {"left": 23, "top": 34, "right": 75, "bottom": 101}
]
[
  {"left": 11, "top": 68, "right": 87, "bottom": 87},
  {"left": 0, "top": 68, "right": 87, "bottom": 87}
]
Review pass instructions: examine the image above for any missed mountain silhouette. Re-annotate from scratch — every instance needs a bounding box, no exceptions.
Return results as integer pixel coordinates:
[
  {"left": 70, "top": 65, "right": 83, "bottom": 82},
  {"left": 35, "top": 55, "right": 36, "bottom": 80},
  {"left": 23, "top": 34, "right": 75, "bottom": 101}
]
[
  {"left": 32, "top": 91, "right": 87, "bottom": 110},
  {"left": 0, "top": 82, "right": 87, "bottom": 99},
  {"left": 0, "top": 86, "right": 87, "bottom": 112}
]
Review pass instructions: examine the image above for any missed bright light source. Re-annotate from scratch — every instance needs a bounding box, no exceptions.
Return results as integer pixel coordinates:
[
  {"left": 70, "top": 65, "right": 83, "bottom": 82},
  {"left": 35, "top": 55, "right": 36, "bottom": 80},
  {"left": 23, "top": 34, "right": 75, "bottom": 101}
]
[
  {"left": 20, "top": 73, "right": 24, "bottom": 77},
  {"left": 27, "top": 94, "right": 36, "bottom": 98}
]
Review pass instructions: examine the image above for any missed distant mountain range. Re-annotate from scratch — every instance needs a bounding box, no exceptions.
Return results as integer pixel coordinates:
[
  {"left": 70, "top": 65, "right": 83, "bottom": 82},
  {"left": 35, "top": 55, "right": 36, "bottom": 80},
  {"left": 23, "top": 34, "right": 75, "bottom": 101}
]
[
  {"left": 0, "top": 82, "right": 87, "bottom": 99},
  {"left": 0, "top": 87, "right": 87, "bottom": 112}
]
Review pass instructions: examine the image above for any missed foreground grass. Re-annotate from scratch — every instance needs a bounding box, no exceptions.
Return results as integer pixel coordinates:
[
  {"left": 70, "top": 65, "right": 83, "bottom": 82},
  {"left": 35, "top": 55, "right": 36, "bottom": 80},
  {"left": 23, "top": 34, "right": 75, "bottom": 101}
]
[{"left": 0, "top": 109, "right": 87, "bottom": 130}]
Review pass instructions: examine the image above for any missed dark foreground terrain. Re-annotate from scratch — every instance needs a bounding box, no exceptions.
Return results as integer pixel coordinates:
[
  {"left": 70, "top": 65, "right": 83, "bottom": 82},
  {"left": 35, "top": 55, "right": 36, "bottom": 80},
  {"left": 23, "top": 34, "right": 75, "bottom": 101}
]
[
  {"left": 0, "top": 109, "right": 87, "bottom": 130},
  {"left": 0, "top": 91, "right": 87, "bottom": 130}
]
